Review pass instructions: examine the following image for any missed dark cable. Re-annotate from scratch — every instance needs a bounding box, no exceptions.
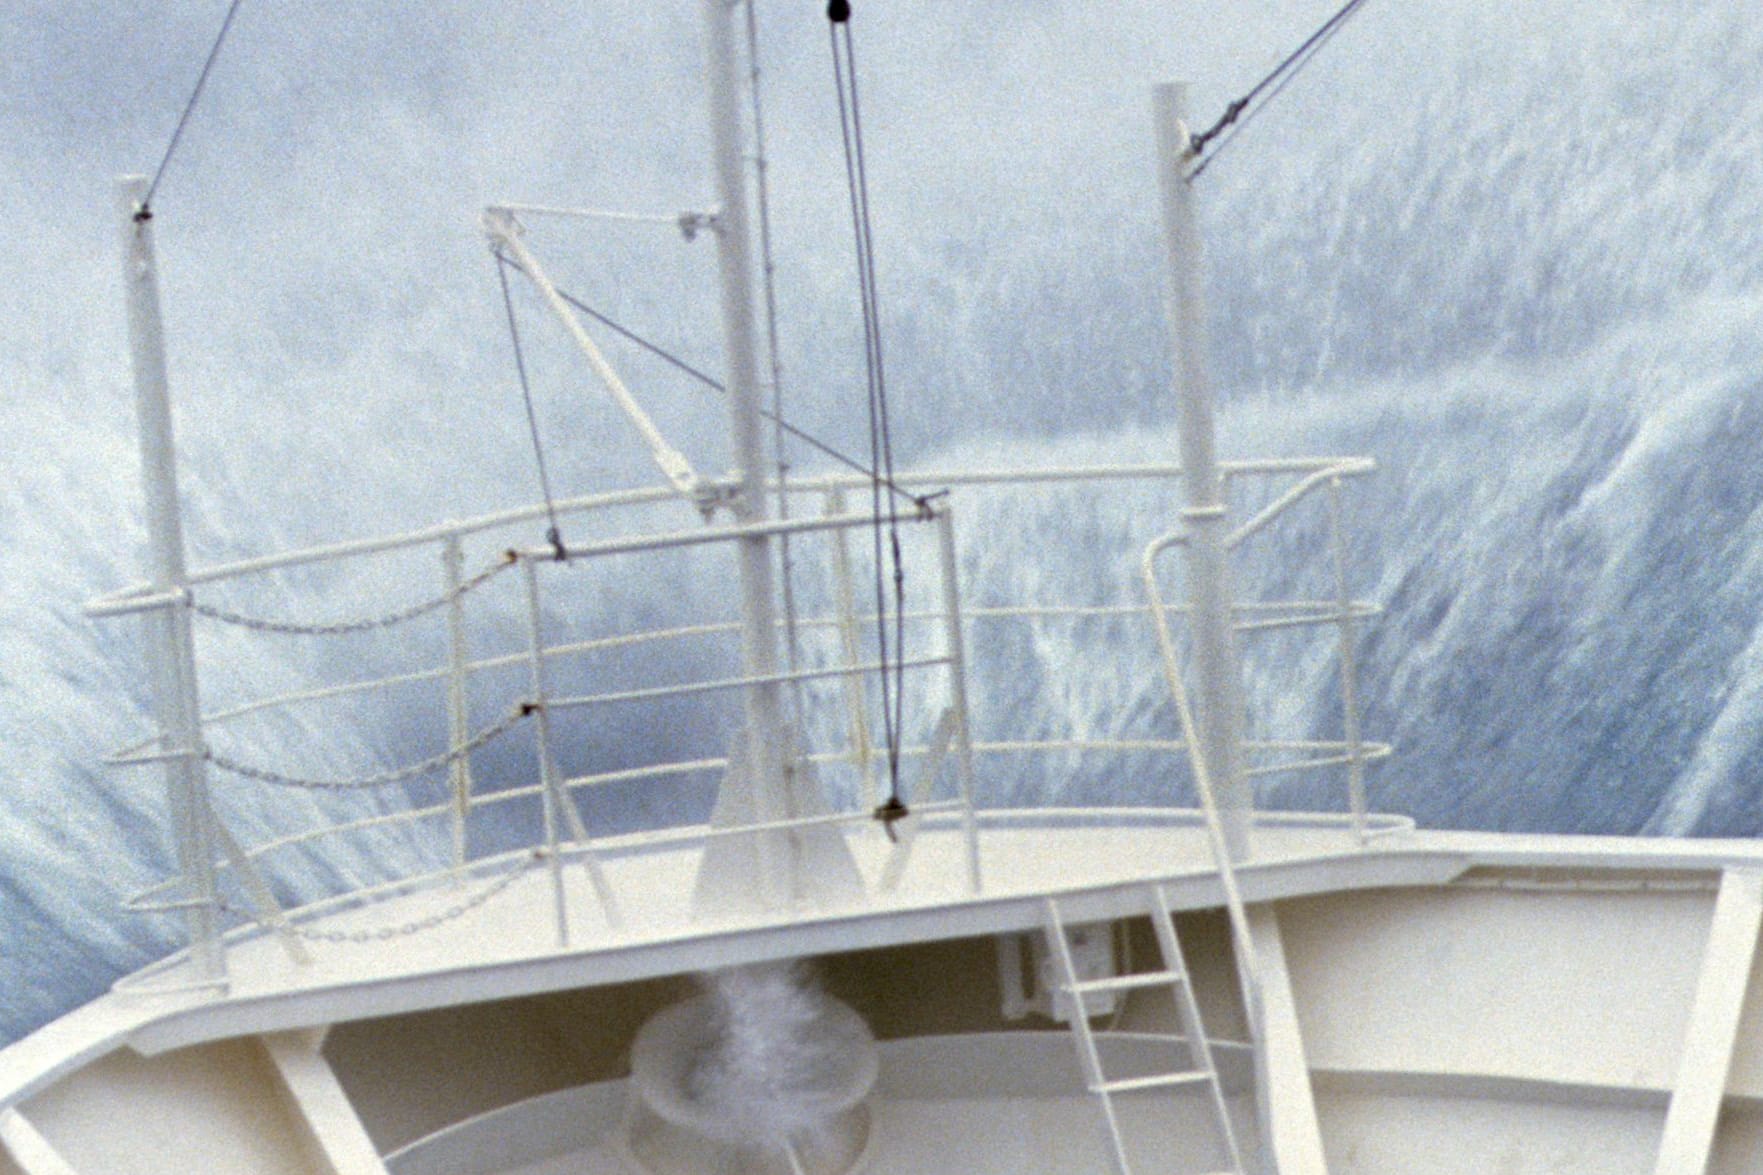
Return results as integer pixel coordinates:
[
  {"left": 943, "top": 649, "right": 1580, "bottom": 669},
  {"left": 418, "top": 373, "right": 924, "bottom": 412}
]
[
  {"left": 829, "top": 3, "right": 910, "bottom": 829},
  {"left": 1188, "top": 0, "right": 1373, "bottom": 179},
  {"left": 494, "top": 253, "right": 934, "bottom": 510},
  {"left": 495, "top": 251, "right": 567, "bottom": 560},
  {"left": 141, "top": 0, "right": 249, "bottom": 214}
]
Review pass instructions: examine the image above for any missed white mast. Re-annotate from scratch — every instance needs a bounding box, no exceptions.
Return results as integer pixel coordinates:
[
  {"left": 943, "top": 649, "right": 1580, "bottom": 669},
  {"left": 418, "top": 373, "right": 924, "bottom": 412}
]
[
  {"left": 694, "top": 0, "right": 860, "bottom": 910},
  {"left": 116, "top": 176, "right": 224, "bottom": 979},
  {"left": 1154, "top": 85, "right": 1254, "bottom": 861},
  {"left": 701, "top": 0, "right": 786, "bottom": 770}
]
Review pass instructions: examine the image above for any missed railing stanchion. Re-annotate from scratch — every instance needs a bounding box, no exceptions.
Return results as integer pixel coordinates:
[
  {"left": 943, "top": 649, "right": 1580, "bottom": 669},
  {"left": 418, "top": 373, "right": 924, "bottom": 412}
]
[
  {"left": 443, "top": 533, "right": 473, "bottom": 873},
  {"left": 936, "top": 508, "right": 983, "bottom": 894},
  {"left": 828, "top": 489, "right": 878, "bottom": 806},
  {"left": 1328, "top": 477, "right": 1368, "bottom": 843},
  {"left": 522, "top": 557, "right": 570, "bottom": 946}
]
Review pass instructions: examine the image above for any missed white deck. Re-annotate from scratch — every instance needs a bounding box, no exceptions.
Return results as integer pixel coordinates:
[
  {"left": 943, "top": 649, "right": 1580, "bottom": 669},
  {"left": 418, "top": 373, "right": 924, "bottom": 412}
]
[
  {"left": 388, "top": 1034, "right": 1262, "bottom": 1175},
  {"left": 9, "top": 811, "right": 1763, "bottom": 1110},
  {"left": 83, "top": 814, "right": 1439, "bottom": 1058},
  {"left": 10, "top": 816, "right": 1763, "bottom": 1174}
]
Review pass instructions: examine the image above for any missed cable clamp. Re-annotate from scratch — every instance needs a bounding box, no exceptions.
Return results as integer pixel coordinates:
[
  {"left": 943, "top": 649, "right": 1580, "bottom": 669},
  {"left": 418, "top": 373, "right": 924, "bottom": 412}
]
[
  {"left": 677, "top": 210, "right": 719, "bottom": 242},
  {"left": 691, "top": 477, "right": 741, "bottom": 521},
  {"left": 873, "top": 796, "right": 910, "bottom": 842},
  {"left": 481, "top": 206, "right": 525, "bottom": 246}
]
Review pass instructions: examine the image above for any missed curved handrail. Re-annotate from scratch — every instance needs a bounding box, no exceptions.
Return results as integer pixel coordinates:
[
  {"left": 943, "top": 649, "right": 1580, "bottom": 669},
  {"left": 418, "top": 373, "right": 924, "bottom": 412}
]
[
  {"left": 87, "top": 457, "right": 1367, "bottom": 606},
  {"left": 1140, "top": 528, "right": 1267, "bottom": 1043},
  {"left": 94, "top": 458, "right": 1384, "bottom": 989},
  {"left": 1138, "top": 455, "right": 1380, "bottom": 1047}
]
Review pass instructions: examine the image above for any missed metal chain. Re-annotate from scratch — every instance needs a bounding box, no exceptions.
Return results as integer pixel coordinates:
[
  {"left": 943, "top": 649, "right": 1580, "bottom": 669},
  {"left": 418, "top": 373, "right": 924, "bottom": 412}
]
[
  {"left": 222, "top": 850, "right": 542, "bottom": 944},
  {"left": 191, "top": 554, "right": 515, "bottom": 636},
  {"left": 205, "top": 705, "right": 528, "bottom": 791}
]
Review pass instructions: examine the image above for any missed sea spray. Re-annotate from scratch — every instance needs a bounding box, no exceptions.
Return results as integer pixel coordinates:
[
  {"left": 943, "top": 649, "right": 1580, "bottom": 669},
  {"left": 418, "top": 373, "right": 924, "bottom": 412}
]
[{"left": 682, "top": 961, "right": 874, "bottom": 1149}]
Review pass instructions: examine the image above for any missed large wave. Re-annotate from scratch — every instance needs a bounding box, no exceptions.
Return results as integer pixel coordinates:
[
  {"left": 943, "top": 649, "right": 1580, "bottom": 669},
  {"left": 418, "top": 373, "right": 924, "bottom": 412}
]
[{"left": 3, "top": 0, "right": 1760, "bottom": 1045}]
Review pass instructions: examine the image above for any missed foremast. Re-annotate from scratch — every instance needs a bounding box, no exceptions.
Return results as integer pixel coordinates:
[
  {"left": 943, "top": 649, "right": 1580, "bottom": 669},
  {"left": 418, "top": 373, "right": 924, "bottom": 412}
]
[{"left": 692, "top": 0, "right": 861, "bottom": 913}]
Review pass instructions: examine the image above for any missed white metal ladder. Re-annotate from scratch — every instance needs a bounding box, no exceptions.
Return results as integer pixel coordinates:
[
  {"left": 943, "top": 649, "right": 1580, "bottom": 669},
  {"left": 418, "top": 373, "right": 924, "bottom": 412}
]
[{"left": 1043, "top": 884, "right": 1247, "bottom": 1175}]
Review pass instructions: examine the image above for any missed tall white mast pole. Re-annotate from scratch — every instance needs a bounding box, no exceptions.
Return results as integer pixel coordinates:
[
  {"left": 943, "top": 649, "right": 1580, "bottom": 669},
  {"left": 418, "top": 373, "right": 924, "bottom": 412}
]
[
  {"left": 700, "top": 0, "right": 793, "bottom": 901},
  {"left": 1154, "top": 85, "right": 1254, "bottom": 861},
  {"left": 116, "top": 176, "right": 224, "bottom": 979}
]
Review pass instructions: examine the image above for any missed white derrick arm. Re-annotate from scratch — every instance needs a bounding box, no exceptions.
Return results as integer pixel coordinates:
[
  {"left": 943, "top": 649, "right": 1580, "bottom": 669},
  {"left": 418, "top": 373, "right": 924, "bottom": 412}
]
[{"left": 482, "top": 208, "right": 701, "bottom": 500}]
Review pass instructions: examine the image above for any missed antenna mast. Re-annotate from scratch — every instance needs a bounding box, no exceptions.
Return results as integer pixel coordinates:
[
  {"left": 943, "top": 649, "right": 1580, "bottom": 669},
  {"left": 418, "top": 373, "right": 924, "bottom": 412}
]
[{"left": 1155, "top": 84, "right": 1254, "bottom": 860}]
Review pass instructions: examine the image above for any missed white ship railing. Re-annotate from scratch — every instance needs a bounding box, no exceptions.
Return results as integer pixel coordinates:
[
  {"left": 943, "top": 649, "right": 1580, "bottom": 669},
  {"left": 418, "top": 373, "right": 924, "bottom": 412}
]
[{"left": 90, "top": 458, "right": 1388, "bottom": 987}]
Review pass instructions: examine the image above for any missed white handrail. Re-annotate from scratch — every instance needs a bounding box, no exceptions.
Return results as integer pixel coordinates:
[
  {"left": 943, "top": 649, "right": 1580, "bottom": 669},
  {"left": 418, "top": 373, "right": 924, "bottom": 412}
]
[
  {"left": 87, "top": 457, "right": 1371, "bottom": 605},
  {"left": 1141, "top": 529, "right": 1267, "bottom": 1044},
  {"left": 97, "top": 461, "right": 1379, "bottom": 972}
]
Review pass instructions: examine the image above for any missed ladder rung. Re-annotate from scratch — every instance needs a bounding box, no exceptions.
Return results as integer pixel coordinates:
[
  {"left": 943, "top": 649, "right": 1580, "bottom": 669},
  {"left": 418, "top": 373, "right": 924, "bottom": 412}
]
[
  {"left": 1065, "top": 969, "right": 1183, "bottom": 996},
  {"left": 1094, "top": 1070, "right": 1212, "bottom": 1095}
]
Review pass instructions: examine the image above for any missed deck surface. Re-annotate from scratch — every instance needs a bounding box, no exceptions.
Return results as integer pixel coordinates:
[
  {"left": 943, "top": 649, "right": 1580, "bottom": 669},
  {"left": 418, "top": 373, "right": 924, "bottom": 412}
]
[{"left": 9, "top": 812, "right": 1763, "bottom": 1111}]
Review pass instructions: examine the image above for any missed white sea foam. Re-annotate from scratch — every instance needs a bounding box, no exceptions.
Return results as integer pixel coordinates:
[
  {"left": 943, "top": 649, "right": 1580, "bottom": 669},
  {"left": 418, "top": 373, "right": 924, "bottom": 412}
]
[{"left": 682, "top": 962, "right": 871, "bottom": 1149}]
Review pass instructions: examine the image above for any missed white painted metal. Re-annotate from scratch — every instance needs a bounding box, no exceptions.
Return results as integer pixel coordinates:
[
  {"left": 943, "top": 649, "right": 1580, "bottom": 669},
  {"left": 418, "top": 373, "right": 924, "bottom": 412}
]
[
  {"left": 826, "top": 488, "right": 879, "bottom": 806},
  {"left": 1148, "top": 882, "right": 1249, "bottom": 1173},
  {"left": 0, "top": 1108, "right": 80, "bottom": 1175},
  {"left": 481, "top": 202, "right": 700, "bottom": 228},
  {"left": 520, "top": 558, "right": 573, "bottom": 947},
  {"left": 1154, "top": 85, "right": 1252, "bottom": 863},
  {"left": 442, "top": 534, "right": 473, "bottom": 871},
  {"left": 1142, "top": 530, "right": 1264, "bottom": 1011},
  {"left": 877, "top": 708, "right": 958, "bottom": 891},
  {"left": 480, "top": 210, "right": 700, "bottom": 499},
  {"left": 81, "top": 459, "right": 1366, "bottom": 608},
  {"left": 934, "top": 508, "right": 984, "bottom": 894},
  {"left": 261, "top": 1030, "right": 390, "bottom": 1174},
  {"left": 1651, "top": 867, "right": 1763, "bottom": 1175},
  {"left": 1043, "top": 888, "right": 1245, "bottom": 1174},
  {"left": 79, "top": 457, "right": 1371, "bottom": 967},
  {"left": 695, "top": 0, "right": 804, "bottom": 914},
  {"left": 1325, "top": 480, "right": 1369, "bottom": 842},
  {"left": 1244, "top": 907, "right": 1328, "bottom": 1174},
  {"left": 115, "top": 175, "right": 224, "bottom": 982}
]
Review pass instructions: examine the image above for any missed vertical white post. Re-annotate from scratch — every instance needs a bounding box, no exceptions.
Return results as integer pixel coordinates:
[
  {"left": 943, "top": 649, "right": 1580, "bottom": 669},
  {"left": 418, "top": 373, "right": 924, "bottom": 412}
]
[
  {"left": 935, "top": 508, "right": 982, "bottom": 894},
  {"left": 1327, "top": 478, "right": 1369, "bottom": 842},
  {"left": 1154, "top": 86, "right": 1253, "bottom": 861},
  {"left": 443, "top": 533, "right": 473, "bottom": 871},
  {"left": 827, "top": 488, "right": 878, "bottom": 805},
  {"left": 521, "top": 559, "right": 569, "bottom": 947},
  {"left": 116, "top": 176, "right": 224, "bottom": 981},
  {"left": 701, "top": 0, "right": 792, "bottom": 903}
]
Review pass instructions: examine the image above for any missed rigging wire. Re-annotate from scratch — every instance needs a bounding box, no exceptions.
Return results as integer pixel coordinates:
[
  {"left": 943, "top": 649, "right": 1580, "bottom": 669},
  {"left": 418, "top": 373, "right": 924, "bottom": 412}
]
[
  {"left": 140, "top": 0, "right": 249, "bottom": 215},
  {"left": 1188, "top": 0, "right": 1374, "bottom": 180},
  {"left": 828, "top": 0, "right": 910, "bottom": 830},
  {"left": 744, "top": 0, "right": 809, "bottom": 709},
  {"left": 494, "top": 250, "right": 568, "bottom": 561},
  {"left": 492, "top": 253, "right": 933, "bottom": 510}
]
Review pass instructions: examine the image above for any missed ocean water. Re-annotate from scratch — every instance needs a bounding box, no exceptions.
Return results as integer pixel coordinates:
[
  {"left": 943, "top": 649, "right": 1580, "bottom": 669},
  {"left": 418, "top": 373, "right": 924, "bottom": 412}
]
[{"left": 4, "top": 1, "right": 1762, "bottom": 1045}]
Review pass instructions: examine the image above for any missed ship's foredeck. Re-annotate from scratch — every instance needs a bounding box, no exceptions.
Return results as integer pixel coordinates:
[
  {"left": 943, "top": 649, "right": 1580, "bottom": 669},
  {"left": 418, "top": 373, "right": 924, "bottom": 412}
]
[
  {"left": 13, "top": 813, "right": 1763, "bottom": 1175},
  {"left": 14, "top": 808, "right": 1763, "bottom": 1111}
]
